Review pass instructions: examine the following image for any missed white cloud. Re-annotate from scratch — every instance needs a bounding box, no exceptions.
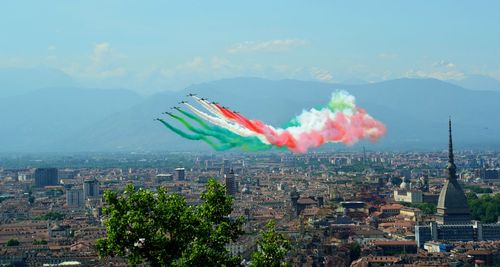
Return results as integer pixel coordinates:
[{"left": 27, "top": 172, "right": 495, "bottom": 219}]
[
  {"left": 377, "top": 52, "right": 398, "bottom": 60},
  {"left": 160, "top": 56, "right": 247, "bottom": 79},
  {"left": 405, "top": 69, "right": 465, "bottom": 80},
  {"left": 63, "top": 42, "right": 127, "bottom": 79},
  {"left": 228, "top": 39, "right": 306, "bottom": 54},
  {"left": 311, "top": 68, "right": 333, "bottom": 82},
  {"left": 160, "top": 57, "right": 207, "bottom": 78},
  {"left": 177, "top": 57, "right": 204, "bottom": 71},
  {"left": 405, "top": 59, "right": 465, "bottom": 80},
  {"left": 432, "top": 60, "right": 456, "bottom": 68}
]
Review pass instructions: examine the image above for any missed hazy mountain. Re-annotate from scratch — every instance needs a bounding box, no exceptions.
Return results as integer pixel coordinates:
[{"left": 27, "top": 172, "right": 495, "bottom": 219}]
[
  {"left": 0, "top": 87, "right": 143, "bottom": 152},
  {"left": 0, "top": 68, "right": 76, "bottom": 98},
  {"left": 449, "top": 75, "right": 500, "bottom": 92},
  {"left": 62, "top": 77, "right": 500, "bottom": 152},
  {"left": 341, "top": 78, "right": 368, "bottom": 85}
]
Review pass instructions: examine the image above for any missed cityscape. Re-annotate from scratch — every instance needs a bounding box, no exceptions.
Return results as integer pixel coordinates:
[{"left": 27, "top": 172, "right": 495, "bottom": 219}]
[
  {"left": 1, "top": 1, "right": 500, "bottom": 266},
  {"left": 1, "top": 121, "right": 499, "bottom": 266}
]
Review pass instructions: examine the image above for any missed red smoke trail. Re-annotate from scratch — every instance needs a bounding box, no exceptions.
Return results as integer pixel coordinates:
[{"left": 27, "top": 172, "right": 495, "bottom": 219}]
[
  {"left": 214, "top": 104, "right": 264, "bottom": 134},
  {"left": 215, "top": 105, "right": 301, "bottom": 150},
  {"left": 213, "top": 101, "right": 386, "bottom": 153}
]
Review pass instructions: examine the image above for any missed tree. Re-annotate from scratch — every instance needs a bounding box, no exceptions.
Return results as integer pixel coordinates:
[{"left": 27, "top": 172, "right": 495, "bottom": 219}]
[
  {"left": 467, "top": 193, "right": 500, "bottom": 223},
  {"left": 27, "top": 188, "right": 35, "bottom": 205},
  {"left": 6, "top": 239, "right": 20, "bottom": 246},
  {"left": 250, "top": 220, "right": 291, "bottom": 267},
  {"left": 35, "top": 211, "right": 64, "bottom": 221},
  {"left": 96, "top": 178, "right": 243, "bottom": 267},
  {"left": 349, "top": 241, "right": 361, "bottom": 262}
]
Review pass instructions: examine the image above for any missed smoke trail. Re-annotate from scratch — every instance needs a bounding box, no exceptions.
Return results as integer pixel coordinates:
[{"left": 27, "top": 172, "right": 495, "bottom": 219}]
[
  {"left": 183, "top": 102, "right": 270, "bottom": 144},
  {"left": 175, "top": 108, "right": 211, "bottom": 130},
  {"left": 157, "top": 91, "right": 386, "bottom": 153},
  {"left": 166, "top": 111, "right": 273, "bottom": 151},
  {"left": 157, "top": 119, "right": 220, "bottom": 149}
]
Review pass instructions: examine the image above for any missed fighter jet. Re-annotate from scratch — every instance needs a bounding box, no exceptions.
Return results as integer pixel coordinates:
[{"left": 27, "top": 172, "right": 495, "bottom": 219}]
[
  {"left": 163, "top": 111, "right": 173, "bottom": 116},
  {"left": 171, "top": 106, "right": 180, "bottom": 110},
  {"left": 211, "top": 101, "right": 218, "bottom": 105},
  {"left": 187, "top": 93, "right": 197, "bottom": 97},
  {"left": 201, "top": 97, "right": 208, "bottom": 101},
  {"left": 179, "top": 101, "right": 187, "bottom": 104}
]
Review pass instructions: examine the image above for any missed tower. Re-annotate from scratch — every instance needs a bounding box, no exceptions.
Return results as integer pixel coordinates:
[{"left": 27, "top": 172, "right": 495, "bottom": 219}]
[
  {"left": 225, "top": 169, "right": 237, "bottom": 196},
  {"left": 436, "top": 119, "right": 471, "bottom": 224},
  {"left": 222, "top": 159, "right": 231, "bottom": 175},
  {"left": 34, "top": 168, "right": 58, "bottom": 188},
  {"left": 175, "top": 168, "right": 185, "bottom": 181},
  {"left": 83, "top": 178, "right": 99, "bottom": 200},
  {"left": 290, "top": 187, "right": 300, "bottom": 216},
  {"left": 66, "top": 188, "right": 84, "bottom": 208}
]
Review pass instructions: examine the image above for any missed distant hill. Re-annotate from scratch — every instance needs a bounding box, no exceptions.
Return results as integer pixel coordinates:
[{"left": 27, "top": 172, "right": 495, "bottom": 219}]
[
  {"left": 0, "top": 68, "right": 76, "bottom": 98},
  {"left": 0, "top": 77, "right": 499, "bottom": 152},
  {"left": 0, "top": 87, "right": 143, "bottom": 152},
  {"left": 449, "top": 75, "right": 500, "bottom": 92}
]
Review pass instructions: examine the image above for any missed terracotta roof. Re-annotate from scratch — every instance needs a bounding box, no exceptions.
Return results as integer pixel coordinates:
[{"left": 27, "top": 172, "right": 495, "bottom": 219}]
[
  {"left": 372, "top": 240, "right": 416, "bottom": 246},
  {"left": 297, "top": 197, "right": 316, "bottom": 205}
]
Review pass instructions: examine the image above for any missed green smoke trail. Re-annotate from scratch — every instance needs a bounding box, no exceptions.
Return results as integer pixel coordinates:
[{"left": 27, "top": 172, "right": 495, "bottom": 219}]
[
  {"left": 168, "top": 112, "right": 238, "bottom": 145},
  {"left": 164, "top": 111, "right": 273, "bottom": 152},
  {"left": 176, "top": 108, "right": 211, "bottom": 129},
  {"left": 157, "top": 119, "right": 226, "bottom": 150}
]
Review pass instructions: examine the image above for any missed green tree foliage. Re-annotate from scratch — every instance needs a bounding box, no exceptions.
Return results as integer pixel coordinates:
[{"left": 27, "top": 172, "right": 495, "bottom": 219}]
[
  {"left": 6, "top": 239, "right": 20, "bottom": 246},
  {"left": 250, "top": 220, "right": 291, "bottom": 267},
  {"left": 467, "top": 193, "right": 500, "bottom": 223},
  {"left": 96, "top": 178, "right": 243, "bottom": 267},
  {"left": 33, "top": 239, "right": 48, "bottom": 245},
  {"left": 0, "top": 196, "right": 13, "bottom": 203},
  {"left": 28, "top": 195, "right": 35, "bottom": 205},
  {"left": 349, "top": 241, "right": 361, "bottom": 262},
  {"left": 34, "top": 211, "right": 64, "bottom": 221},
  {"left": 464, "top": 185, "right": 493, "bottom": 194}
]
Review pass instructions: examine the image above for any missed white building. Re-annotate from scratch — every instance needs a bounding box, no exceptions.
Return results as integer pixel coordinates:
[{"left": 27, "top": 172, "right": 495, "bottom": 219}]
[{"left": 393, "top": 190, "right": 423, "bottom": 203}]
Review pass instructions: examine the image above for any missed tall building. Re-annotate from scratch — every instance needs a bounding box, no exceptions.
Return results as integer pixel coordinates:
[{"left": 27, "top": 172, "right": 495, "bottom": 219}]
[
  {"left": 83, "top": 178, "right": 99, "bottom": 200},
  {"left": 34, "top": 168, "right": 58, "bottom": 188},
  {"left": 415, "top": 119, "right": 500, "bottom": 247},
  {"left": 222, "top": 159, "right": 231, "bottom": 175},
  {"left": 66, "top": 188, "right": 84, "bottom": 208},
  {"left": 435, "top": 119, "right": 471, "bottom": 225},
  {"left": 225, "top": 169, "right": 237, "bottom": 196},
  {"left": 175, "top": 168, "right": 185, "bottom": 181}
]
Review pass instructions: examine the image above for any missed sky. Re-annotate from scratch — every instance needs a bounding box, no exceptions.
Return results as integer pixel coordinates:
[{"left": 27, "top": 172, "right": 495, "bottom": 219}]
[{"left": 1, "top": 1, "right": 499, "bottom": 93}]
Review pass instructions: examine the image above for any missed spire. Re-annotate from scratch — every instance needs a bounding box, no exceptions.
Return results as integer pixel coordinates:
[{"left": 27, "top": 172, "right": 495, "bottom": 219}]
[{"left": 447, "top": 118, "right": 457, "bottom": 180}]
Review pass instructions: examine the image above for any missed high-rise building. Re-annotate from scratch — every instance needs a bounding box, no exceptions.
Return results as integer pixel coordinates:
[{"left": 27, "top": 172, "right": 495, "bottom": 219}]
[
  {"left": 225, "top": 169, "right": 237, "bottom": 196},
  {"left": 66, "top": 188, "right": 84, "bottom": 208},
  {"left": 83, "top": 178, "right": 99, "bottom": 200},
  {"left": 222, "top": 159, "right": 231, "bottom": 175},
  {"left": 34, "top": 168, "right": 58, "bottom": 188},
  {"left": 435, "top": 119, "right": 471, "bottom": 225},
  {"left": 175, "top": 168, "right": 185, "bottom": 181}
]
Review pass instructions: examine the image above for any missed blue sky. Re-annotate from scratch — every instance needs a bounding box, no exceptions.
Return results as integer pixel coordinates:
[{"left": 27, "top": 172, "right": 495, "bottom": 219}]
[{"left": 1, "top": 1, "right": 499, "bottom": 93}]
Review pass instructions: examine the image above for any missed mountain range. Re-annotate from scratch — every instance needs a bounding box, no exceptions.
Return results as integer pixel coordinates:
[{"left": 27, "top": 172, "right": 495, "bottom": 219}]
[{"left": 1, "top": 74, "right": 499, "bottom": 153}]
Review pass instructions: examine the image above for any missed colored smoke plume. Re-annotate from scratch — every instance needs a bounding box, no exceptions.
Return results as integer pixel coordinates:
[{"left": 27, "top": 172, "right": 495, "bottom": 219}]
[{"left": 157, "top": 91, "right": 386, "bottom": 153}]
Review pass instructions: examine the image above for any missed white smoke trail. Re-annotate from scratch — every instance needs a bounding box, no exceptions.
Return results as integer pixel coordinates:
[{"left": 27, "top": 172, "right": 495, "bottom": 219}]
[{"left": 183, "top": 102, "right": 269, "bottom": 144}]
